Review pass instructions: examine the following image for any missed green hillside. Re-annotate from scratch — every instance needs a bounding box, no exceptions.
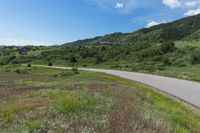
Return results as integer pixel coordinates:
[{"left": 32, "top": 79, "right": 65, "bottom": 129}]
[
  {"left": 1, "top": 14, "right": 200, "bottom": 81},
  {"left": 64, "top": 14, "right": 200, "bottom": 45},
  {"left": 183, "top": 29, "right": 200, "bottom": 41}
]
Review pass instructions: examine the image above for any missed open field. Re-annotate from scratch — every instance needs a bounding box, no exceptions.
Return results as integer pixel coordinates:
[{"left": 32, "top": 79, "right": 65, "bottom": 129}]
[
  {"left": 1, "top": 40, "right": 200, "bottom": 83},
  {"left": 175, "top": 41, "right": 200, "bottom": 49},
  {"left": 153, "top": 65, "right": 200, "bottom": 82},
  {"left": 0, "top": 65, "right": 200, "bottom": 133}
]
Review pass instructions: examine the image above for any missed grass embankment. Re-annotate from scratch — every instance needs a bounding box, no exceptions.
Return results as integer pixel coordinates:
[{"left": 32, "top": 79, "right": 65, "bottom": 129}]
[{"left": 0, "top": 65, "right": 200, "bottom": 133}]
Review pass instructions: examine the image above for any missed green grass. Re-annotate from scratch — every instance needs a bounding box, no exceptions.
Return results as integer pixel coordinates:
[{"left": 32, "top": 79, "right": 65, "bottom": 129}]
[
  {"left": 85, "top": 70, "right": 200, "bottom": 132},
  {"left": 54, "top": 90, "right": 100, "bottom": 113},
  {"left": 0, "top": 65, "right": 200, "bottom": 132},
  {"left": 0, "top": 107, "right": 21, "bottom": 123},
  {"left": 175, "top": 41, "right": 200, "bottom": 49},
  {"left": 153, "top": 65, "right": 200, "bottom": 82},
  {"left": 26, "top": 120, "right": 44, "bottom": 132}
]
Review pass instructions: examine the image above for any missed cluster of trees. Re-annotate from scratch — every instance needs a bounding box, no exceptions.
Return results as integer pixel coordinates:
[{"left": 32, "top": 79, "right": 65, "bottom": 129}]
[
  {"left": 0, "top": 40, "right": 200, "bottom": 73},
  {"left": 23, "top": 41, "right": 184, "bottom": 70},
  {"left": 191, "top": 50, "right": 200, "bottom": 64}
]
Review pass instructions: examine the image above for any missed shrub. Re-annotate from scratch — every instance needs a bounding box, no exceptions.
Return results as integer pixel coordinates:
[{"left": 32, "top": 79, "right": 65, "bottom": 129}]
[
  {"left": 48, "top": 62, "right": 53, "bottom": 66},
  {"left": 110, "top": 63, "right": 121, "bottom": 68},
  {"left": 69, "top": 55, "right": 77, "bottom": 63},
  {"left": 11, "top": 56, "right": 33, "bottom": 64},
  {"left": 173, "top": 59, "right": 187, "bottom": 67},
  {"left": 72, "top": 67, "right": 79, "bottom": 74},
  {"left": 59, "top": 70, "right": 74, "bottom": 77},
  {"left": 54, "top": 92, "right": 97, "bottom": 113},
  {"left": 52, "top": 74, "right": 58, "bottom": 77},
  {"left": 82, "top": 64, "right": 87, "bottom": 67},
  {"left": 27, "top": 64, "right": 31, "bottom": 67},
  {"left": 163, "top": 58, "right": 171, "bottom": 65},
  {"left": 143, "top": 65, "right": 156, "bottom": 72},
  {"left": 191, "top": 50, "right": 200, "bottom": 64},
  {"left": 125, "top": 64, "right": 129, "bottom": 68},
  {"left": 14, "top": 68, "right": 29, "bottom": 74},
  {"left": 1, "top": 107, "right": 21, "bottom": 123},
  {"left": 95, "top": 55, "right": 103, "bottom": 64},
  {"left": 26, "top": 120, "right": 44, "bottom": 132},
  {"left": 160, "top": 41, "right": 175, "bottom": 53},
  {"left": 55, "top": 95, "right": 80, "bottom": 112},
  {"left": 0, "top": 55, "right": 16, "bottom": 65}
]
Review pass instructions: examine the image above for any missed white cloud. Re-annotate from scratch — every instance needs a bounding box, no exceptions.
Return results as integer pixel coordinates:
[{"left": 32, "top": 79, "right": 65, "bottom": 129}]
[
  {"left": 146, "top": 21, "right": 161, "bottom": 28},
  {"left": 145, "top": 20, "right": 168, "bottom": 28},
  {"left": 115, "top": 2, "right": 124, "bottom": 8},
  {"left": 87, "top": 0, "right": 113, "bottom": 9},
  {"left": 87, "top": 0, "right": 154, "bottom": 13},
  {"left": 162, "top": 0, "right": 200, "bottom": 9},
  {"left": 162, "top": 0, "right": 182, "bottom": 9},
  {"left": 184, "top": 7, "right": 200, "bottom": 17},
  {"left": 185, "top": 1, "right": 200, "bottom": 7}
]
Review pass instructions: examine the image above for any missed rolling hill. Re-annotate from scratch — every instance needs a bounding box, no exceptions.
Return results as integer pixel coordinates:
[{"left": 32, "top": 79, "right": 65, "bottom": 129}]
[
  {"left": 1, "top": 14, "right": 200, "bottom": 81},
  {"left": 64, "top": 14, "right": 200, "bottom": 45}
]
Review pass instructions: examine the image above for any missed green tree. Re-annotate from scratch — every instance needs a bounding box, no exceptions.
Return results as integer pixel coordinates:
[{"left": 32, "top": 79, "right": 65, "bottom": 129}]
[
  {"left": 160, "top": 41, "right": 175, "bottom": 53},
  {"left": 69, "top": 55, "right": 77, "bottom": 63},
  {"left": 95, "top": 55, "right": 103, "bottom": 64},
  {"left": 191, "top": 50, "right": 200, "bottom": 64}
]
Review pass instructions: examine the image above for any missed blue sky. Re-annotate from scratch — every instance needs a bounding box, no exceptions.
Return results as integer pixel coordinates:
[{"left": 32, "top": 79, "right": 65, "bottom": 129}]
[{"left": 0, "top": 0, "right": 200, "bottom": 46}]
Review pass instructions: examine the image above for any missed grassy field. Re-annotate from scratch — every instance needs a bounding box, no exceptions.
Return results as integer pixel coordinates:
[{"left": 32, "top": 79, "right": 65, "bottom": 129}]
[
  {"left": 175, "top": 41, "right": 200, "bottom": 49},
  {"left": 77, "top": 64, "right": 200, "bottom": 82},
  {"left": 0, "top": 65, "right": 200, "bottom": 133},
  {"left": 152, "top": 65, "right": 200, "bottom": 82}
]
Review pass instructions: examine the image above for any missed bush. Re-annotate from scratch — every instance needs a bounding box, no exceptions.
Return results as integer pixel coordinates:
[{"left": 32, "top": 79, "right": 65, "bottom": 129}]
[
  {"left": 82, "top": 64, "right": 87, "bottom": 67},
  {"left": 11, "top": 56, "right": 33, "bottom": 64},
  {"left": 48, "top": 62, "right": 53, "bottom": 66},
  {"left": 191, "top": 50, "right": 200, "bottom": 64},
  {"left": 1, "top": 107, "right": 21, "bottom": 123},
  {"left": 160, "top": 41, "right": 175, "bottom": 53},
  {"left": 55, "top": 95, "right": 80, "bottom": 112},
  {"left": 60, "top": 70, "right": 74, "bottom": 77},
  {"left": 27, "top": 64, "right": 31, "bottom": 67},
  {"left": 163, "top": 58, "right": 171, "bottom": 65},
  {"left": 14, "top": 68, "right": 29, "bottom": 74},
  {"left": 110, "top": 63, "right": 121, "bottom": 68},
  {"left": 69, "top": 55, "right": 77, "bottom": 63},
  {"left": 26, "top": 120, "right": 44, "bottom": 132},
  {"left": 54, "top": 92, "right": 97, "bottom": 113},
  {"left": 95, "top": 55, "right": 103, "bottom": 64},
  {"left": 72, "top": 67, "right": 79, "bottom": 74},
  {"left": 0, "top": 56, "right": 16, "bottom": 65}
]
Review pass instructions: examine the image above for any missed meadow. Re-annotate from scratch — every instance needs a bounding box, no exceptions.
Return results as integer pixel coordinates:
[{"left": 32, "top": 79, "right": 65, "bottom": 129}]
[{"left": 0, "top": 65, "right": 200, "bottom": 133}]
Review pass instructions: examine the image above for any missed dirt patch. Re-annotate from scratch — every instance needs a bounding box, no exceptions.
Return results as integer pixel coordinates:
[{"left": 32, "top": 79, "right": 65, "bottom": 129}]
[
  {"left": 0, "top": 88, "right": 34, "bottom": 101},
  {"left": 88, "top": 83, "right": 119, "bottom": 92},
  {"left": 67, "top": 123, "right": 87, "bottom": 133},
  {"left": 73, "top": 83, "right": 127, "bottom": 92},
  {"left": 109, "top": 87, "right": 167, "bottom": 133},
  {"left": 20, "top": 97, "right": 50, "bottom": 110},
  {"left": 109, "top": 87, "right": 136, "bottom": 133}
]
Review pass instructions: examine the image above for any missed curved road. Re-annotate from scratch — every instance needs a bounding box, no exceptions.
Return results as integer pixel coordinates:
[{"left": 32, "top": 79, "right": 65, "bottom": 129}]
[{"left": 34, "top": 65, "right": 200, "bottom": 108}]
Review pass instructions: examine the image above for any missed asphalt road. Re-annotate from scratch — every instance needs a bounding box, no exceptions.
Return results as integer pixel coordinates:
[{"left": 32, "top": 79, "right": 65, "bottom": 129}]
[{"left": 34, "top": 65, "right": 200, "bottom": 108}]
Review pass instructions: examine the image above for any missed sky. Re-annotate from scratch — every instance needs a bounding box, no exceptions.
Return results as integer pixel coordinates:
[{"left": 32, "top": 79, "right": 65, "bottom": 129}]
[{"left": 0, "top": 0, "right": 200, "bottom": 46}]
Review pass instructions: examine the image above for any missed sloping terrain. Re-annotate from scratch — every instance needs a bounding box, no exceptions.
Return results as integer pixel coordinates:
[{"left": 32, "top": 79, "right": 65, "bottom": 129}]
[
  {"left": 64, "top": 14, "right": 200, "bottom": 45},
  {"left": 184, "top": 29, "right": 200, "bottom": 41},
  {"left": 1, "top": 6, "right": 200, "bottom": 133},
  {"left": 0, "top": 65, "right": 200, "bottom": 133},
  {"left": 0, "top": 14, "right": 200, "bottom": 82}
]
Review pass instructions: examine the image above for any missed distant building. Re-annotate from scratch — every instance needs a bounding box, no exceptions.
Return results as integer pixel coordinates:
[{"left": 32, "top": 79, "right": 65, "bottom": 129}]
[
  {"left": 0, "top": 45, "right": 6, "bottom": 49},
  {"left": 18, "top": 46, "right": 28, "bottom": 55}
]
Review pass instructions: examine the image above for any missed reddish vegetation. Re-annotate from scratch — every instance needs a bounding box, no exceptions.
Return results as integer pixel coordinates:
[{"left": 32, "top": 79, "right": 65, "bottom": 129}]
[
  {"left": 0, "top": 88, "right": 33, "bottom": 100},
  {"left": 109, "top": 87, "right": 135, "bottom": 133},
  {"left": 20, "top": 97, "right": 50, "bottom": 110}
]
